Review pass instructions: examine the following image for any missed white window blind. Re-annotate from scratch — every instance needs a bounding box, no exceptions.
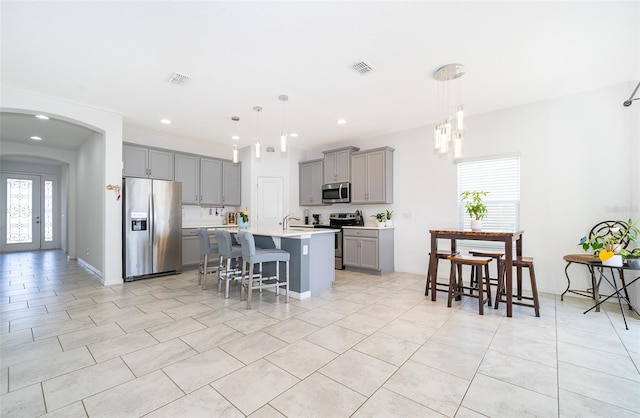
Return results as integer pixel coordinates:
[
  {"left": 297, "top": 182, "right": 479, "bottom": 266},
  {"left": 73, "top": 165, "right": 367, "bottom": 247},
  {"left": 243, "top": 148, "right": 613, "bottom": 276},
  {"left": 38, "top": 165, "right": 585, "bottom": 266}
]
[{"left": 457, "top": 156, "right": 520, "bottom": 232}]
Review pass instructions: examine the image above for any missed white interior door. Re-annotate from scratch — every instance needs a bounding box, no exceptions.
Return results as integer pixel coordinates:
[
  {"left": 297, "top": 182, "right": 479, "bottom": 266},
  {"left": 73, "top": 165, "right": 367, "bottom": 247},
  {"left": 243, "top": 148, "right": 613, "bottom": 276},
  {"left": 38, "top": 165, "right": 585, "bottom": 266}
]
[
  {"left": 1, "top": 174, "right": 42, "bottom": 252},
  {"left": 256, "top": 177, "right": 283, "bottom": 228}
]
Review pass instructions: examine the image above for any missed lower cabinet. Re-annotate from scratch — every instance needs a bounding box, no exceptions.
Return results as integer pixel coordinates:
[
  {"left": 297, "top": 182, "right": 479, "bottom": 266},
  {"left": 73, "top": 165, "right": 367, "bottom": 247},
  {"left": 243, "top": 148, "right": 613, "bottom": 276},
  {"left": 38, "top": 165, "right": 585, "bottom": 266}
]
[
  {"left": 343, "top": 228, "right": 394, "bottom": 274},
  {"left": 182, "top": 228, "right": 217, "bottom": 269}
]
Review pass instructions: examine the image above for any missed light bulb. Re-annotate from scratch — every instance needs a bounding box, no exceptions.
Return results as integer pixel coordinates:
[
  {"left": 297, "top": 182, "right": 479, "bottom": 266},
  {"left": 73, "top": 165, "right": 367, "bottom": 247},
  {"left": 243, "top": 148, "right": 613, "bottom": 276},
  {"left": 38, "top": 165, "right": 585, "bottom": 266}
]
[
  {"left": 433, "top": 124, "right": 441, "bottom": 150},
  {"left": 457, "top": 105, "right": 464, "bottom": 131},
  {"left": 232, "top": 145, "right": 239, "bottom": 163},
  {"left": 255, "top": 139, "right": 261, "bottom": 158},
  {"left": 280, "top": 133, "right": 287, "bottom": 153},
  {"left": 453, "top": 132, "right": 463, "bottom": 159}
]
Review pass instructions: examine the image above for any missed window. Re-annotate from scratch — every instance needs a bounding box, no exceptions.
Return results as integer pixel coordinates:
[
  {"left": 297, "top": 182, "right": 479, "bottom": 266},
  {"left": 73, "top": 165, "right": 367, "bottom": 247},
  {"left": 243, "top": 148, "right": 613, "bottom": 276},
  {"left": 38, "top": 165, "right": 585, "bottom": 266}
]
[
  {"left": 457, "top": 156, "right": 520, "bottom": 232},
  {"left": 44, "top": 180, "right": 53, "bottom": 242}
]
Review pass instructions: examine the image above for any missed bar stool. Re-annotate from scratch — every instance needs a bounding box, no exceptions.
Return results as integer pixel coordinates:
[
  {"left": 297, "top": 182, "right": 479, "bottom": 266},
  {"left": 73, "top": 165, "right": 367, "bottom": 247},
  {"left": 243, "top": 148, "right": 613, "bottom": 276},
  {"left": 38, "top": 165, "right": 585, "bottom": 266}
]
[
  {"left": 197, "top": 229, "right": 218, "bottom": 290},
  {"left": 425, "top": 251, "right": 459, "bottom": 296},
  {"left": 468, "top": 249, "right": 504, "bottom": 297},
  {"left": 213, "top": 229, "right": 243, "bottom": 299},
  {"left": 236, "top": 231, "right": 290, "bottom": 310},
  {"left": 447, "top": 254, "right": 493, "bottom": 315},
  {"left": 495, "top": 256, "right": 540, "bottom": 317}
]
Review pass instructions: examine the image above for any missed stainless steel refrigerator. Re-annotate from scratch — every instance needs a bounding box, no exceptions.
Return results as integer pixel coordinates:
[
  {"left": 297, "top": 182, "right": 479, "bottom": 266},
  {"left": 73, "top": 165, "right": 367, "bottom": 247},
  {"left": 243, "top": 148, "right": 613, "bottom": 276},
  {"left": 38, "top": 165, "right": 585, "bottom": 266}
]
[{"left": 123, "top": 177, "right": 182, "bottom": 281}]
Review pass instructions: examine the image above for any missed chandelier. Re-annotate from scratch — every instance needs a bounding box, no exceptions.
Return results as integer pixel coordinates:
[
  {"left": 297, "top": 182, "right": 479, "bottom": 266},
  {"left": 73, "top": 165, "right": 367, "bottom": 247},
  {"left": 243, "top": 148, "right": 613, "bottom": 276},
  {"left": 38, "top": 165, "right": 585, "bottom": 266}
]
[{"left": 433, "top": 63, "right": 465, "bottom": 159}]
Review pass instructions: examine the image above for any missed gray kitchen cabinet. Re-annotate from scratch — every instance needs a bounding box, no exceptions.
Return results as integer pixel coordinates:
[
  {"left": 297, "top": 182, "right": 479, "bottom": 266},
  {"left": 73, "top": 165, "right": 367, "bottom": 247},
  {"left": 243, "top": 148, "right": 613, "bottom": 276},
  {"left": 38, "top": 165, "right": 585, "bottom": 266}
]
[
  {"left": 343, "top": 227, "right": 394, "bottom": 274},
  {"left": 322, "top": 146, "right": 359, "bottom": 184},
  {"left": 182, "top": 228, "right": 217, "bottom": 268},
  {"left": 182, "top": 229, "right": 201, "bottom": 268},
  {"left": 123, "top": 144, "right": 173, "bottom": 180},
  {"left": 200, "top": 158, "right": 222, "bottom": 204},
  {"left": 222, "top": 161, "right": 241, "bottom": 206},
  {"left": 351, "top": 147, "right": 394, "bottom": 204},
  {"left": 174, "top": 155, "right": 240, "bottom": 205},
  {"left": 174, "top": 154, "right": 200, "bottom": 204},
  {"left": 299, "top": 159, "right": 324, "bottom": 206}
]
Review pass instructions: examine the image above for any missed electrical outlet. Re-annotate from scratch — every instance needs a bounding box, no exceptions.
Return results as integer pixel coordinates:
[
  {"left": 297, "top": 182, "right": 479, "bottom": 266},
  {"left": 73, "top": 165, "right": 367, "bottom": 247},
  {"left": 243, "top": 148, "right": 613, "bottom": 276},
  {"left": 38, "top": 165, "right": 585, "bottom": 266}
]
[
  {"left": 303, "top": 244, "right": 308, "bottom": 255},
  {"left": 85, "top": 248, "right": 89, "bottom": 255}
]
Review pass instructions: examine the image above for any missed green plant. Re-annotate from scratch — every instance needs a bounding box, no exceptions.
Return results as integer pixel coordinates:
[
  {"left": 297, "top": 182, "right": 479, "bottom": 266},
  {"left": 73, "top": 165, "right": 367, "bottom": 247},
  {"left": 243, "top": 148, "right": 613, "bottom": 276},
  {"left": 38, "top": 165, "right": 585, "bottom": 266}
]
[
  {"left": 579, "top": 218, "right": 640, "bottom": 254},
  {"left": 385, "top": 209, "right": 393, "bottom": 220},
  {"left": 460, "top": 191, "right": 488, "bottom": 220},
  {"left": 620, "top": 248, "right": 640, "bottom": 258},
  {"left": 371, "top": 212, "right": 386, "bottom": 222},
  {"left": 237, "top": 210, "right": 249, "bottom": 223}
]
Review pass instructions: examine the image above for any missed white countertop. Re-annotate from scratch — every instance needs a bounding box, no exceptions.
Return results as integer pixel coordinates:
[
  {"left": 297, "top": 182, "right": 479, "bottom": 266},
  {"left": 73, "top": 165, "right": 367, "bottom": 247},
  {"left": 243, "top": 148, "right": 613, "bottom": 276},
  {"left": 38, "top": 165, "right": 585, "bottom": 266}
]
[
  {"left": 207, "top": 226, "right": 337, "bottom": 238},
  {"left": 343, "top": 225, "right": 395, "bottom": 230}
]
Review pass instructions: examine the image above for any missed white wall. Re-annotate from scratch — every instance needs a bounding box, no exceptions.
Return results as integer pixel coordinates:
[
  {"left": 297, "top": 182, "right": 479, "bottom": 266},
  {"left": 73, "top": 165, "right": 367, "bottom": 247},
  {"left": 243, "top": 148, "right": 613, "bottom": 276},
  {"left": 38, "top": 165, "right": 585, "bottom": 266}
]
[
  {"left": 76, "top": 132, "right": 104, "bottom": 274},
  {"left": 294, "top": 82, "right": 639, "bottom": 300},
  {"left": 1, "top": 87, "right": 123, "bottom": 285}
]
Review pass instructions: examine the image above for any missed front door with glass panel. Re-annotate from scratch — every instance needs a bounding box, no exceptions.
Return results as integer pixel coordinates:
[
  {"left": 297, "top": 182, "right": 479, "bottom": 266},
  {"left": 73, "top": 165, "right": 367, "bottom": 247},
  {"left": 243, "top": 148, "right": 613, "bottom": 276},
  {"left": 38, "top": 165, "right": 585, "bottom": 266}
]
[{"left": 1, "top": 174, "right": 43, "bottom": 252}]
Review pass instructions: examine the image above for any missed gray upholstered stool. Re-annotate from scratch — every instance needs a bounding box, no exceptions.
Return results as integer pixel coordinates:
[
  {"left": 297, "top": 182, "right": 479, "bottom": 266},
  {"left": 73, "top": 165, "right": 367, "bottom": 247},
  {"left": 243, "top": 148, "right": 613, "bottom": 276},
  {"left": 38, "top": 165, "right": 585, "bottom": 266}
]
[
  {"left": 213, "top": 229, "right": 243, "bottom": 298},
  {"left": 197, "top": 228, "right": 218, "bottom": 290},
  {"left": 236, "top": 231, "right": 290, "bottom": 309}
]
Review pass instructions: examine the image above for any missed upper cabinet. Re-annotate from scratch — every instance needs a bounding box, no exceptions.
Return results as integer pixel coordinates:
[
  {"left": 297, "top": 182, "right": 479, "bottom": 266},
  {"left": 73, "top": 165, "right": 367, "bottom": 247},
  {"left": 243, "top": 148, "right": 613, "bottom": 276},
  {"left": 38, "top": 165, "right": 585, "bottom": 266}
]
[
  {"left": 351, "top": 147, "right": 394, "bottom": 204},
  {"left": 222, "top": 161, "right": 241, "bottom": 206},
  {"left": 123, "top": 145, "right": 173, "bottom": 180},
  {"left": 299, "top": 159, "right": 324, "bottom": 206},
  {"left": 174, "top": 153, "right": 241, "bottom": 206},
  {"left": 323, "top": 146, "right": 359, "bottom": 184}
]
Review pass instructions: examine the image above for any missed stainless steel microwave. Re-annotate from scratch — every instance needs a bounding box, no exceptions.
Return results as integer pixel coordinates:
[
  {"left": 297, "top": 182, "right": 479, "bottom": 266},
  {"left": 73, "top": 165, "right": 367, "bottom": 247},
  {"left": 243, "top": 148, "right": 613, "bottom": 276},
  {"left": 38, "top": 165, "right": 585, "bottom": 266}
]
[{"left": 322, "top": 182, "right": 350, "bottom": 204}]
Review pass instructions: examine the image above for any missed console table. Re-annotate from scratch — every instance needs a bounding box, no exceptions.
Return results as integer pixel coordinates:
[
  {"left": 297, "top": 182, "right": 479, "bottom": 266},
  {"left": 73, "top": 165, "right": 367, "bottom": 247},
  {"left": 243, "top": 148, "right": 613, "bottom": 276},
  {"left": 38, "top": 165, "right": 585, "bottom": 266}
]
[{"left": 562, "top": 254, "right": 639, "bottom": 329}]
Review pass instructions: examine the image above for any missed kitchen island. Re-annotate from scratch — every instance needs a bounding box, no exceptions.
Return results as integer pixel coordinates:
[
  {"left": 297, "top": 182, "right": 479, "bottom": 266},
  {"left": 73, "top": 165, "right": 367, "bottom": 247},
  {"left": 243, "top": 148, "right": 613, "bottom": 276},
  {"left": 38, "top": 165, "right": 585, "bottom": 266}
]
[{"left": 208, "top": 226, "right": 337, "bottom": 299}]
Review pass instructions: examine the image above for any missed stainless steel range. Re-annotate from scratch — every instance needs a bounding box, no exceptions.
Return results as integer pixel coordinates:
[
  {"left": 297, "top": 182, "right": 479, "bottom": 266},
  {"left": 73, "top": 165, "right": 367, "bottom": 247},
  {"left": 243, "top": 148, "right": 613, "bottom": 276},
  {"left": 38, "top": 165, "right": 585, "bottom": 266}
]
[{"left": 315, "top": 211, "right": 364, "bottom": 269}]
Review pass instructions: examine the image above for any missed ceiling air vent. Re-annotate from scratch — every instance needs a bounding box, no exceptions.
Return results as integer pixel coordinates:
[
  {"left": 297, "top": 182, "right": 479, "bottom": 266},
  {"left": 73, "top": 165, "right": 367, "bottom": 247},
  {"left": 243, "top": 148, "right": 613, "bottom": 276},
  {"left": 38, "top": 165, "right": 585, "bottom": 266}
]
[
  {"left": 168, "top": 72, "right": 191, "bottom": 85},
  {"left": 352, "top": 61, "right": 375, "bottom": 75}
]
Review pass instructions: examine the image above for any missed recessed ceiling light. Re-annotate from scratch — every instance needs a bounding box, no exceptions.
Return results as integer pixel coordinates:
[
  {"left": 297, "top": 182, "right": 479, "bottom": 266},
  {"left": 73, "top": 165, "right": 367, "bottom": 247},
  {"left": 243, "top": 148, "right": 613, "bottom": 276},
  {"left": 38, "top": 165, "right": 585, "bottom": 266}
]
[
  {"left": 231, "top": 135, "right": 240, "bottom": 140},
  {"left": 290, "top": 132, "right": 298, "bottom": 138},
  {"left": 35, "top": 114, "right": 49, "bottom": 120},
  {"left": 337, "top": 119, "right": 347, "bottom": 125},
  {"left": 160, "top": 119, "right": 172, "bottom": 124},
  {"left": 30, "top": 136, "right": 42, "bottom": 141}
]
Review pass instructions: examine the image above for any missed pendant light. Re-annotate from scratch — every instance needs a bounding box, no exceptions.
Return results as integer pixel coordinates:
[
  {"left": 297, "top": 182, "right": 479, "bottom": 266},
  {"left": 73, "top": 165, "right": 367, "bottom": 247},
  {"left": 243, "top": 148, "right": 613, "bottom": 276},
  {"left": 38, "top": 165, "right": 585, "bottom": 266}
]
[
  {"left": 232, "top": 144, "right": 239, "bottom": 164},
  {"left": 253, "top": 106, "right": 262, "bottom": 158},
  {"left": 433, "top": 63, "right": 465, "bottom": 160},
  {"left": 279, "top": 94, "right": 288, "bottom": 153},
  {"left": 230, "top": 116, "right": 240, "bottom": 163}
]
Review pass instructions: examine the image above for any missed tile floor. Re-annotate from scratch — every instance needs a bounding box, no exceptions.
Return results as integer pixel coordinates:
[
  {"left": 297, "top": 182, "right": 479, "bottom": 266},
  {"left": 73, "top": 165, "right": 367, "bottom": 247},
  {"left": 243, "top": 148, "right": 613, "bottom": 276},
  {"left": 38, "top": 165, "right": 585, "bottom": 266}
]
[{"left": 1, "top": 250, "right": 639, "bottom": 417}]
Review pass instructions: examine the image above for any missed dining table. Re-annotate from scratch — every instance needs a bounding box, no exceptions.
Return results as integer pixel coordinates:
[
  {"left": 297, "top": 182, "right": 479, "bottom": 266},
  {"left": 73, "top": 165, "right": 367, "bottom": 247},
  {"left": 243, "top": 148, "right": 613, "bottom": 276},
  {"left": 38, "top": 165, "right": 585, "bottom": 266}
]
[{"left": 428, "top": 229, "right": 524, "bottom": 317}]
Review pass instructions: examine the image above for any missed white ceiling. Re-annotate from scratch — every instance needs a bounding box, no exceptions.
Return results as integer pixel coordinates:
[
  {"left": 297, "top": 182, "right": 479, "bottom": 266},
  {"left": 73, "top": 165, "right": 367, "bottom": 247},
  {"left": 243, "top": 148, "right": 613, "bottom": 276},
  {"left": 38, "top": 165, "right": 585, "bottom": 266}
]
[{"left": 1, "top": 1, "right": 638, "bottom": 152}]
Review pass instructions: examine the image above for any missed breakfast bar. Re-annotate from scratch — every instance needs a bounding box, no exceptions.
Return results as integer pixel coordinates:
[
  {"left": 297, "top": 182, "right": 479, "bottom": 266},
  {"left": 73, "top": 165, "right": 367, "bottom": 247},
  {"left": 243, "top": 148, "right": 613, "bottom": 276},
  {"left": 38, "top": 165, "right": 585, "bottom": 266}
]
[
  {"left": 427, "top": 229, "right": 524, "bottom": 317},
  {"left": 213, "top": 227, "right": 337, "bottom": 299}
]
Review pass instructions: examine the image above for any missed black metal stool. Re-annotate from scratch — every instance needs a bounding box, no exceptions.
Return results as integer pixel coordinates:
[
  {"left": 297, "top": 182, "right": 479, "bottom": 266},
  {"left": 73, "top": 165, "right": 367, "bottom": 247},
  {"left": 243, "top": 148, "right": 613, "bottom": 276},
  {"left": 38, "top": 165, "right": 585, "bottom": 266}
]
[
  {"left": 447, "top": 255, "right": 493, "bottom": 315},
  {"left": 496, "top": 256, "right": 540, "bottom": 317}
]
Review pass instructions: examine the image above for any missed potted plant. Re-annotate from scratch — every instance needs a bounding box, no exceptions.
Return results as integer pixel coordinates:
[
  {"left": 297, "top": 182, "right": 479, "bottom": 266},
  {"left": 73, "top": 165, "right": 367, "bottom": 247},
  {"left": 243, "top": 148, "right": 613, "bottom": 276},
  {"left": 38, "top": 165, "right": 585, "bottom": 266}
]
[
  {"left": 237, "top": 210, "right": 250, "bottom": 229},
  {"left": 385, "top": 209, "right": 393, "bottom": 227},
  {"left": 371, "top": 212, "right": 386, "bottom": 227},
  {"left": 578, "top": 218, "right": 639, "bottom": 267},
  {"left": 460, "top": 191, "right": 488, "bottom": 231},
  {"left": 621, "top": 248, "right": 640, "bottom": 268}
]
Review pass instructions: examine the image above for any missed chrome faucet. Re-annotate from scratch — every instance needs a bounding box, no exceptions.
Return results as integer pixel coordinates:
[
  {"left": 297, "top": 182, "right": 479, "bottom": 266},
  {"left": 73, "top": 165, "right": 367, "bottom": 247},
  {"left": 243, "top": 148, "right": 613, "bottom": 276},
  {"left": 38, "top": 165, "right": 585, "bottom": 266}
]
[{"left": 282, "top": 214, "right": 300, "bottom": 230}]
